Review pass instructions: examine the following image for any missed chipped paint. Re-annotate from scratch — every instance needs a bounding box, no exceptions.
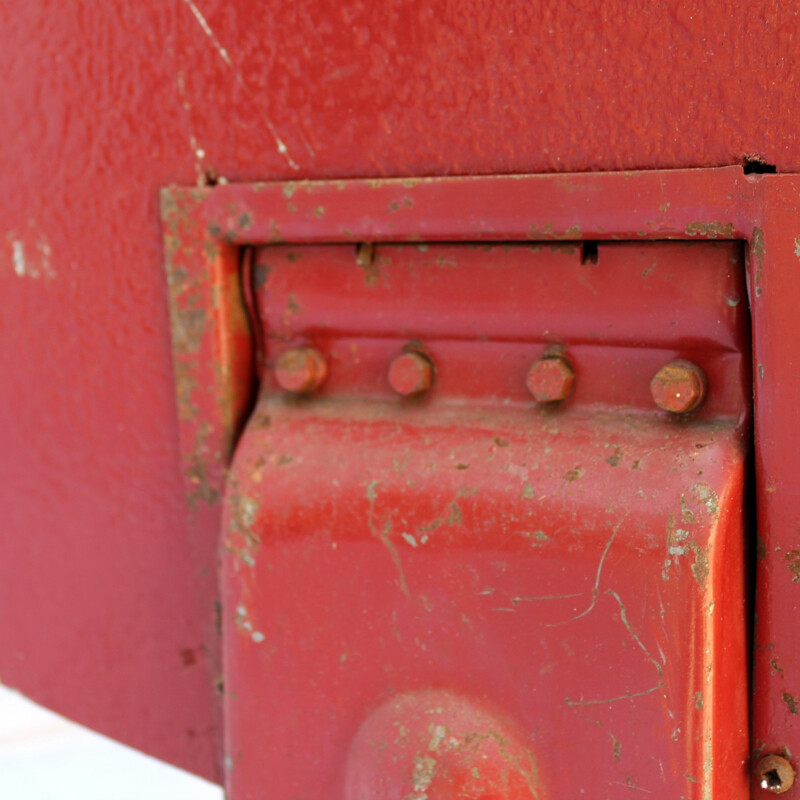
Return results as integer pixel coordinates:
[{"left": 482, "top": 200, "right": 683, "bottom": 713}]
[
  {"left": 6, "top": 229, "right": 55, "bottom": 280},
  {"left": 751, "top": 226, "right": 765, "bottom": 297},
  {"left": 785, "top": 550, "right": 800, "bottom": 582},
  {"left": 685, "top": 221, "right": 736, "bottom": 239}
]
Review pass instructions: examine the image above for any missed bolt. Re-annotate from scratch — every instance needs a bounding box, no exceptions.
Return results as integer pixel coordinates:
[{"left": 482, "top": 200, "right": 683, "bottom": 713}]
[
  {"left": 388, "top": 352, "right": 434, "bottom": 397},
  {"left": 757, "top": 755, "right": 795, "bottom": 794},
  {"left": 526, "top": 356, "right": 575, "bottom": 403},
  {"left": 650, "top": 360, "right": 707, "bottom": 414},
  {"left": 274, "top": 347, "right": 327, "bottom": 394}
]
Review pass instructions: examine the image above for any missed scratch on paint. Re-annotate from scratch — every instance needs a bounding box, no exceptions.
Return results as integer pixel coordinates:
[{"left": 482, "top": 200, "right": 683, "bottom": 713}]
[
  {"left": 605, "top": 589, "right": 665, "bottom": 676},
  {"left": 180, "top": 0, "right": 299, "bottom": 171},
  {"left": 366, "top": 480, "right": 409, "bottom": 598},
  {"left": 565, "top": 682, "right": 665, "bottom": 707},
  {"left": 546, "top": 519, "right": 623, "bottom": 627}
]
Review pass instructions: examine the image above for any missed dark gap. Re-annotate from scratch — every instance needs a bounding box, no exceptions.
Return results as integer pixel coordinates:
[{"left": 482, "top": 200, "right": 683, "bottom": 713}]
[
  {"left": 764, "top": 770, "right": 782, "bottom": 789},
  {"left": 236, "top": 245, "right": 262, "bottom": 438},
  {"left": 581, "top": 241, "right": 599, "bottom": 264},
  {"left": 742, "top": 158, "right": 777, "bottom": 174}
]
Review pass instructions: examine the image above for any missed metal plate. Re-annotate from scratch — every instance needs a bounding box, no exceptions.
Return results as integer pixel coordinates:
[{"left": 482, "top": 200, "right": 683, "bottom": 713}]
[{"left": 221, "top": 239, "right": 750, "bottom": 799}]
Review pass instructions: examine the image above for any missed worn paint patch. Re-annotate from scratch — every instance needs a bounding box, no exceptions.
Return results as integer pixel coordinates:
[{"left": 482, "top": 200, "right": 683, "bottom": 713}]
[
  {"left": 6, "top": 230, "right": 55, "bottom": 280},
  {"left": 783, "top": 692, "right": 800, "bottom": 714},
  {"left": 185, "top": 422, "right": 221, "bottom": 509},
  {"left": 692, "top": 484, "right": 720, "bottom": 516},
  {"left": 751, "top": 227, "right": 765, "bottom": 298},
  {"left": 685, "top": 221, "right": 736, "bottom": 239},
  {"left": 785, "top": 550, "right": 800, "bottom": 582},
  {"left": 233, "top": 604, "right": 265, "bottom": 644},
  {"left": 226, "top": 488, "right": 262, "bottom": 566}
]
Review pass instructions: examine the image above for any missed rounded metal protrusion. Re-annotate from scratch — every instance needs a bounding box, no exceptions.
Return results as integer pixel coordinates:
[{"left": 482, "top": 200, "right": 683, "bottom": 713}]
[
  {"left": 388, "top": 351, "right": 434, "bottom": 397},
  {"left": 526, "top": 356, "right": 575, "bottom": 403},
  {"left": 650, "top": 359, "right": 707, "bottom": 414},
  {"left": 756, "top": 754, "right": 796, "bottom": 794},
  {"left": 275, "top": 347, "right": 327, "bottom": 394}
]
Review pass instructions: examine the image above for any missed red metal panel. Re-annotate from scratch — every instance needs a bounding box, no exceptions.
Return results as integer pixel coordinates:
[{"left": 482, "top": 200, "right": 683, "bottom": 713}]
[
  {"left": 2, "top": 0, "right": 800, "bottom": 780},
  {"left": 225, "top": 402, "right": 748, "bottom": 799},
  {"left": 221, "top": 239, "right": 750, "bottom": 799},
  {"left": 749, "top": 179, "right": 800, "bottom": 778}
]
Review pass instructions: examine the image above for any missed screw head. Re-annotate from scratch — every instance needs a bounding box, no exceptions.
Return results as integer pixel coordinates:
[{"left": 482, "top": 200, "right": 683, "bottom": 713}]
[
  {"left": 650, "top": 360, "right": 707, "bottom": 414},
  {"left": 757, "top": 755, "right": 796, "bottom": 794},
  {"left": 388, "top": 352, "right": 434, "bottom": 397},
  {"left": 526, "top": 356, "right": 575, "bottom": 403},
  {"left": 274, "top": 347, "right": 327, "bottom": 394}
]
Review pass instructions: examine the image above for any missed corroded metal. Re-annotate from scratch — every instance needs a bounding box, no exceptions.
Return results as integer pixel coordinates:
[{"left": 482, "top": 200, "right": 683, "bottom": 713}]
[{"left": 757, "top": 754, "right": 796, "bottom": 794}]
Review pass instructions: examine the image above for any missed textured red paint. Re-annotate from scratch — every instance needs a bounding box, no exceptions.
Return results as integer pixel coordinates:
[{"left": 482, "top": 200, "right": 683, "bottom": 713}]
[{"left": 1, "top": 0, "right": 800, "bottom": 787}]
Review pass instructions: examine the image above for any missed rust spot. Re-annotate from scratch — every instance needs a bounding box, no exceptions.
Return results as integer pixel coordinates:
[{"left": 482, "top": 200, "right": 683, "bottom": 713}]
[
  {"left": 180, "top": 648, "right": 198, "bottom": 667},
  {"left": 689, "top": 541, "right": 710, "bottom": 586},
  {"left": 447, "top": 502, "right": 463, "bottom": 525},
  {"left": 685, "top": 221, "right": 736, "bottom": 239},
  {"left": 751, "top": 227, "right": 765, "bottom": 298},
  {"left": 605, "top": 447, "right": 622, "bottom": 467},
  {"left": 174, "top": 360, "right": 199, "bottom": 421},
  {"left": 185, "top": 422, "right": 220, "bottom": 509},
  {"left": 785, "top": 550, "right": 800, "bottom": 582},
  {"left": 564, "top": 468, "right": 583, "bottom": 482},
  {"left": 783, "top": 692, "right": 799, "bottom": 714},
  {"left": 756, "top": 753, "right": 796, "bottom": 794}
]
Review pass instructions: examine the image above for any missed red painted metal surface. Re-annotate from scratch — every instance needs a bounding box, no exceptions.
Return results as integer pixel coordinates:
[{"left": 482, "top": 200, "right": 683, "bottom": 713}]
[
  {"left": 3, "top": 0, "right": 800, "bottom": 787},
  {"left": 155, "top": 168, "right": 800, "bottom": 793},
  {"left": 220, "top": 239, "right": 750, "bottom": 799}
]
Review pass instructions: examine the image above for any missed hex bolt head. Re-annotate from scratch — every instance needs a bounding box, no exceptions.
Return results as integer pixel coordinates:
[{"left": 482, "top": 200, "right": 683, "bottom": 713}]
[
  {"left": 526, "top": 356, "right": 575, "bottom": 403},
  {"left": 388, "top": 352, "right": 434, "bottom": 397},
  {"left": 650, "top": 360, "right": 707, "bottom": 414},
  {"left": 757, "top": 754, "right": 796, "bottom": 794},
  {"left": 274, "top": 347, "right": 327, "bottom": 394}
]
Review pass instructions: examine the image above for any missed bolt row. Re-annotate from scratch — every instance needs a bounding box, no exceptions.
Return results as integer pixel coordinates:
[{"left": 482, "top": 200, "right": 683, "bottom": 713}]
[{"left": 273, "top": 347, "right": 707, "bottom": 414}]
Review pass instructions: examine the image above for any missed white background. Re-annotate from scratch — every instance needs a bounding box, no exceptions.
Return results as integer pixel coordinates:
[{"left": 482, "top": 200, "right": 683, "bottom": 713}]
[{"left": 0, "top": 687, "right": 224, "bottom": 799}]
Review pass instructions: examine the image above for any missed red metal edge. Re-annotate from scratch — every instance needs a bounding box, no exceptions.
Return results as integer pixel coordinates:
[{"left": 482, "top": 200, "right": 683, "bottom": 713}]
[
  {"left": 161, "top": 167, "right": 800, "bottom": 788},
  {"left": 160, "top": 186, "right": 255, "bottom": 779}
]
